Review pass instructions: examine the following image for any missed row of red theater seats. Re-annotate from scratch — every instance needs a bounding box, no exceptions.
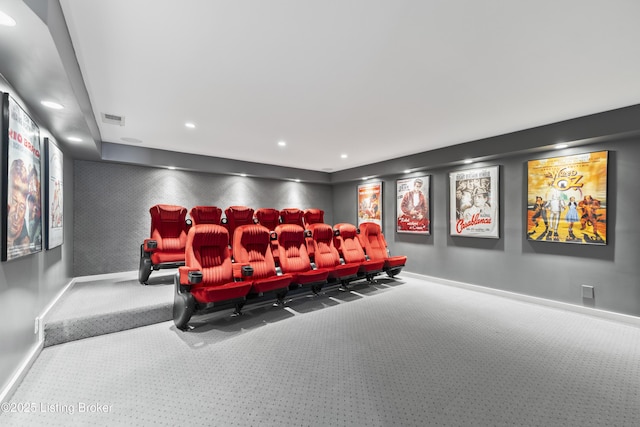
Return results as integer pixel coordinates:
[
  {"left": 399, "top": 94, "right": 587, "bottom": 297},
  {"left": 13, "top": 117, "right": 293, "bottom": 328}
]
[{"left": 137, "top": 204, "right": 407, "bottom": 330}]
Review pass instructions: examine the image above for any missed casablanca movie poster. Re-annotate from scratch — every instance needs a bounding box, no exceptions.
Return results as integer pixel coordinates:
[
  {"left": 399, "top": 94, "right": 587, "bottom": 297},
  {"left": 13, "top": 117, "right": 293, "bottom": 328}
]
[
  {"left": 396, "top": 176, "right": 429, "bottom": 234},
  {"left": 2, "top": 94, "right": 42, "bottom": 261},
  {"left": 449, "top": 166, "right": 499, "bottom": 238},
  {"left": 526, "top": 151, "right": 608, "bottom": 245},
  {"left": 358, "top": 181, "right": 382, "bottom": 227}
]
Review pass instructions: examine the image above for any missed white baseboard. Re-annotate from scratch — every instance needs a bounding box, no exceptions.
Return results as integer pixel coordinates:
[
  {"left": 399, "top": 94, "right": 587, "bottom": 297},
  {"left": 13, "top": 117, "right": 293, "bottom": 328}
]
[{"left": 402, "top": 271, "right": 640, "bottom": 328}]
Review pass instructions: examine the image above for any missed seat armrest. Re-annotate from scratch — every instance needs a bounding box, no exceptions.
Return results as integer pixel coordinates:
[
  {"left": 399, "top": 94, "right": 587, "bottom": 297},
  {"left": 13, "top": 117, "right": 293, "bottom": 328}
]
[
  {"left": 144, "top": 239, "right": 158, "bottom": 251},
  {"left": 233, "top": 263, "right": 253, "bottom": 279},
  {"left": 179, "top": 266, "right": 202, "bottom": 285}
]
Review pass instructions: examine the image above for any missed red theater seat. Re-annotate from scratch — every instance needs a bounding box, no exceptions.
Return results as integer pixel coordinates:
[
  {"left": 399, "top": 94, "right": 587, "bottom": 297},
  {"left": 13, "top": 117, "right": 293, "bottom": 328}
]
[
  {"left": 139, "top": 204, "right": 191, "bottom": 284},
  {"left": 303, "top": 209, "right": 324, "bottom": 227},
  {"left": 173, "top": 224, "right": 252, "bottom": 330},
  {"left": 307, "top": 223, "right": 360, "bottom": 287},
  {"left": 223, "top": 205, "right": 256, "bottom": 246},
  {"left": 232, "top": 224, "right": 292, "bottom": 302},
  {"left": 190, "top": 206, "right": 222, "bottom": 225},
  {"left": 280, "top": 208, "right": 305, "bottom": 227},
  {"left": 275, "top": 223, "right": 329, "bottom": 293},
  {"left": 357, "top": 222, "right": 407, "bottom": 278},
  {"left": 333, "top": 223, "right": 385, "bottom": 280},
  {"left": 255, "top": 208, "right": 281, "bottom": 231}
]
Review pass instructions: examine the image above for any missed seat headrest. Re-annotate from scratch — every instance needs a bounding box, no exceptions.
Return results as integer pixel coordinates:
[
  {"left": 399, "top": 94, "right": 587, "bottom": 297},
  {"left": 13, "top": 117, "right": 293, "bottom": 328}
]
[
  {"left": 276, "top": 224, "right": 304, "bottom": 243},
  {"left": 190, "top": 206, "right": 222, "bottom": 224},
  {"left": 304, "top": 208, "right": 324, "bottom": 225},
  {"left": 151, "top": 204, "right": 186, "bottom": 221},
  {"left": 360, "top": 222, "right": 381, "bottom": 235},
  {"left": 189, "top": 224, "right": 229, "bottom": 248},
  {"left": 336, "top": 223, "right": 357, "bottom": 239},
  {"left": 309, "top": 223, "right": 333, "bottom": 240},
  {"left": 236, "top": 224, "right": 270, "bottom": 245}
]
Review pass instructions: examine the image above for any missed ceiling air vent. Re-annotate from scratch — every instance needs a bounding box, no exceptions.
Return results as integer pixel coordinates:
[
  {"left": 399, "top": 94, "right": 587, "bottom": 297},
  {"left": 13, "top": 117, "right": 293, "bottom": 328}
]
[{"left": 101, "top": 112, "right": 125, "bottom": 126}]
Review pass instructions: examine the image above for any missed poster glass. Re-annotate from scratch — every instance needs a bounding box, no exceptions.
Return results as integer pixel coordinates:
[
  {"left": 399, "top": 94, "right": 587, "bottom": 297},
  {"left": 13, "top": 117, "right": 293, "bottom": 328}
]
[
  {"left": 2, "top": 94, "right": 42, "bottom": 261},
  {"left": 46, "top": 137, "right": 64, "bottom": 249},
  {"left": 449, "top": 166, "right": 499, "bottom": 238},
  {"left": 396, "top": 176, "right": 430, "bottom": 234},
  {"left": 526, "top": 151, "right": 608, "bottom": 245},
  {"left": 358, "top": 181, "right": 382, "bottom": 227}
]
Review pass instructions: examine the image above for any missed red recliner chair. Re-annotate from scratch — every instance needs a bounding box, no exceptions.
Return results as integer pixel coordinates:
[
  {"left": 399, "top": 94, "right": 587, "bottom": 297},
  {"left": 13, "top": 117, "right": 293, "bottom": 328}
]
[
  {"left": 333, "top": 223, "right": 385, "bottom": 281},
  {"left": 173, "top": 224, "right": 253, "bottom": 330},
  {"left": 232, "top": 224, "right": 292, "bottom": 304},
  {"left": 223, "top": 205, "right": 256, "bottom": 246},
  {"left": 280, "top": 208, "right": 305, "bottom": 227},
  {"left": 307, "top": 223, "right": 360, "bottom": 288},
  {"left": 275, "top": 223, "right": 329, "bottom": 294},
  {"left": 139, "top": 204, "right": 191, "bottom": 284},
  {"left": 357, "top": 222, "right": 407, "bottom": 278},
  {"left": 190, "top": 206, "right": 222, "bottom": 225},
  {"left": 303, "top": 208, "right": 325, "bottom": 227},
  {"left": 255, "top": 208, "right": 281, "bottom": 231}
]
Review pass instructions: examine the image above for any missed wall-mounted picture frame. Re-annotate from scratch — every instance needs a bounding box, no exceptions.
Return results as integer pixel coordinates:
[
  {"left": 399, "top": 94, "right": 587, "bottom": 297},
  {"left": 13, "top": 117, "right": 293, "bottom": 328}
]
[
  {"left": 357, "top": 181, "right": 382, "bottom": 227},
  {"left": 396, "top": 176, "right": 430, "bottom": 234},
  {"left": 449, "top": 165, "right": 499, "bottom": 238},
  {"left": 1, "top": 93, "right": 43, "bottom": 261},
  {"left": 526, "top": 150, "right": 608, "bottom": 245},
  {"left": 45, "top": 137, "right": 64, "bottom": 249}
]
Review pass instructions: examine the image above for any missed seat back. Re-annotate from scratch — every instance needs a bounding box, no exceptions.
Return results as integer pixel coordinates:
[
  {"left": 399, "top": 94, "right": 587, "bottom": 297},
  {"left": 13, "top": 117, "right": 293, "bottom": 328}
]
[
  {"left": 280, "top": 208, "right": 304, "bottom": 227},
  {"left": 255, "top": 208, "right": 281, "bottom": 231},
  {"left": 303, "top": 209, "right": 324, "bottom": 226},
  {"left": 307, "top": 223, "right": 339, "bottom": 269},
  {"left": 357, "top": 222, "right": 388, "bottom": 261},
  {"left": 333, "top": 223, "right": 366, "bottom": 264},
  {"left": 274, "top": 224, "right": 312, "bottom": 273},
  {"left": 185, "top": 224, "right": 233, "bottom": 285},
  {"left": 190, "top": 206, "right": 222, "bottom": 225},
  {"left": 149, "top": 204, "right": 189, "bottom": 251},
  {"left": 233, "top": 224, "right": 278, "bottom": 279},
  {"left": 224, "top": 205, "right": 256, "bottom": 244}
]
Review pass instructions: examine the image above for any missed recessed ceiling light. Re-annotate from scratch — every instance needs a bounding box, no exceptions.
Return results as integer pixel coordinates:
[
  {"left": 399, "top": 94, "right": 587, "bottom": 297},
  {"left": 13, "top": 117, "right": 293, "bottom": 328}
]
[
  {"left": 278, "top": 141, "right": 286, "bottom": 147},
  {"left": 0, "top": 11, "right": 16, "bottom": 27},
  {"left": 362, "top": 177, "right": 368, "bottom": 180},
  {"left": 294, "top": 179, "right": 301, "bottom": 183},
  {"left": 240, "top": 173, "right": 247, "bottom": 177},
  {"left": 168, "top": 166, "right": 176, "bottom": 170},
  {"left": 185, "top": 122, "right": 196, "bottom": 129},
  {"left": 463, "top": 159, "right": 473, "bottom": 164},
  {"left": 341, "top": 154, "right": 348, "bottom": 159},
  {"left": 41, "top": 100, "right": 64, "bottom": 110},
  {"left": 68, "top": 137, "right": 83, "bottom": 142},
  {"left": 555, "top": 143, "right": 568, "bottom": 149},
  {"left": 404, "top": 169, "right": 412, "bottom": 174}
]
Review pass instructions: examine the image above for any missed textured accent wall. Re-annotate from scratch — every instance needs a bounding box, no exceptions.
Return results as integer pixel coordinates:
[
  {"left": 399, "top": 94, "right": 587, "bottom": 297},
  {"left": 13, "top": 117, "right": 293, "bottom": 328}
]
[{"left": 74, "top": 161, "right": 332, "bottom": 276}]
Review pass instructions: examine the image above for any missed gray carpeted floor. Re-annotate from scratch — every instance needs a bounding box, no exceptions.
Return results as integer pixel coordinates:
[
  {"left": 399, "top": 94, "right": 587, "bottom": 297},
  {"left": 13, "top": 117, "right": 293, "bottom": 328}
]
[{"left": 2, "top": 275, "right": 639, "bottom": 426}]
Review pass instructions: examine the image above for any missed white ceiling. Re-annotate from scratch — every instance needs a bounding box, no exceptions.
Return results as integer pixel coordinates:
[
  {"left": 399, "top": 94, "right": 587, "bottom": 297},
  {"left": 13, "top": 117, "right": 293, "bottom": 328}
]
[{"left": 13, "top": 1, "right": 640, "bottom": 172}]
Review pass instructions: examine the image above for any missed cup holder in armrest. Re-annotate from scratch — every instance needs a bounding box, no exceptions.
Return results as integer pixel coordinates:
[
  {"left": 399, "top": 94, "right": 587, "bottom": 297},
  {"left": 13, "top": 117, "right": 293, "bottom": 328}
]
[{"left": 188, "top": 271, "right": 203, "bottom": 284}]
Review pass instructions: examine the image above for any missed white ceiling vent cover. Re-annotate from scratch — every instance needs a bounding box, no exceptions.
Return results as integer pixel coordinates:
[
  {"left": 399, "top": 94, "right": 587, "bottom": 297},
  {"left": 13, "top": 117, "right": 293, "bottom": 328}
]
[{"left": 101, "top": 112, "right": 125, "bottom": 126}]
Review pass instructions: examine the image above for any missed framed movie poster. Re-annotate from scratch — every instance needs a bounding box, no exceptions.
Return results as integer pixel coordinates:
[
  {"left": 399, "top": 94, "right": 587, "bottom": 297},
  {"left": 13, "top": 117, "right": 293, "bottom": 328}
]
[
  {"left": 526, "top": 151, "right": 608, "bottom": 245},
  {"left": 358, "top": 181, "right": 382, "bottom": 227},
  {"left": 396, "top": 176, "right": 429, "bottom": 234},
  {"left": 1, "top": 93, "right": 42, "bottom": 261},
  {"left": 45, "top": 137, "right": 63, "bottom": 249},
  {"left": 450, "top": 166, "right": 499, "bottom": 238}
]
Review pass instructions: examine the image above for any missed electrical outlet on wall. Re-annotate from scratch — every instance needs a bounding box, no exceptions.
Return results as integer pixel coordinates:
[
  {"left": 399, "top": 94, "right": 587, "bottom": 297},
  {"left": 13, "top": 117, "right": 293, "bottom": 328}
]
[{"left": 581, "top": 285, "right": 595, "bottom": 299}]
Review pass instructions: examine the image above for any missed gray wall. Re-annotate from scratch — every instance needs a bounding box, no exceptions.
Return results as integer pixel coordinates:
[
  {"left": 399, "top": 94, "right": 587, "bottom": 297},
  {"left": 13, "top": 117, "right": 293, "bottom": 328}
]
[
  {"left": 0, "top": 78, "right": 75, "bottom": 394},
  {"left": 73, "top": 161, "right": 333, "bottom": 276},
  {"left": 334, "top": 138, "right": 640, "bottom": 318}
]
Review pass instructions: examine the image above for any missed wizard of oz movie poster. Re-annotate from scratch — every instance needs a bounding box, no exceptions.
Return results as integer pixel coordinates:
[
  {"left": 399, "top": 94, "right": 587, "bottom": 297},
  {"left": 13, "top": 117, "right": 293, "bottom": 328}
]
[{"left": 526, "top": 151, "right": 607, "bottom": 245}]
